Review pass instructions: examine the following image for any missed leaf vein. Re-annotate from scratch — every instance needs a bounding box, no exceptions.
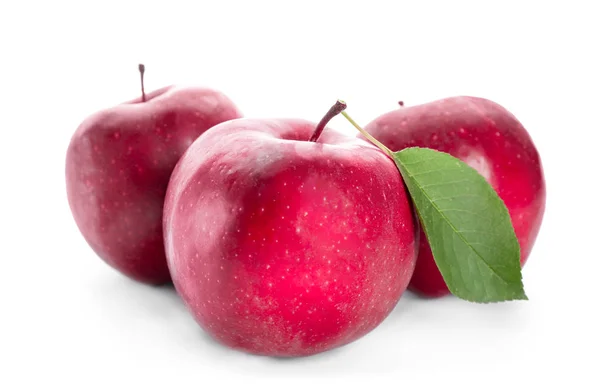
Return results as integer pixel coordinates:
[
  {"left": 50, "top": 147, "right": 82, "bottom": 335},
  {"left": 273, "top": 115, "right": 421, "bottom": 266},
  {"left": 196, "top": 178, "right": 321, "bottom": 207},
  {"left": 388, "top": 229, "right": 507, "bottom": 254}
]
[{"left": 399, "top": 162, "right": 514, "bottom": 286}]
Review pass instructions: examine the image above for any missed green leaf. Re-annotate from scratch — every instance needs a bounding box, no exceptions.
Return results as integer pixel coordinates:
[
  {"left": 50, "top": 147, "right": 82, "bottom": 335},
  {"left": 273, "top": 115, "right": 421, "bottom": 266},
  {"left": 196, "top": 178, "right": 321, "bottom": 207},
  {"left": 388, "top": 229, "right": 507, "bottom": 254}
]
[{"left": 394, "top": 147, "right": 526, "bottom": 303}]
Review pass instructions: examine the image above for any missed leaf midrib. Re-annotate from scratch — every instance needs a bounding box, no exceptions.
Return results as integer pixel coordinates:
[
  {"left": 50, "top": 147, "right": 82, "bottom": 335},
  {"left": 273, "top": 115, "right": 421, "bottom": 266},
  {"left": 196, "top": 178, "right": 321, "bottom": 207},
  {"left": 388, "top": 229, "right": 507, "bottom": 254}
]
[{"left": 397, "top": 155, "right": 518, "bottom": 288}]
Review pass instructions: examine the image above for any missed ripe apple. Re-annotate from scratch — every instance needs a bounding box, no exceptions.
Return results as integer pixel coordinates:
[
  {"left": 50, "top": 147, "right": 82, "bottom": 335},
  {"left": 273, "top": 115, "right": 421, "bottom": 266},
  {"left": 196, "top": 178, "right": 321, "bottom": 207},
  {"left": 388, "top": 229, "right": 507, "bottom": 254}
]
[
  {"left": 362, "top": 96, "right": 546, "bottom": 297},
  {"left": 163, "top": 102, "right": 418, "bottom": 356},
  {"left": 66, "top": 65, "right": 242, "bottom": 285}
]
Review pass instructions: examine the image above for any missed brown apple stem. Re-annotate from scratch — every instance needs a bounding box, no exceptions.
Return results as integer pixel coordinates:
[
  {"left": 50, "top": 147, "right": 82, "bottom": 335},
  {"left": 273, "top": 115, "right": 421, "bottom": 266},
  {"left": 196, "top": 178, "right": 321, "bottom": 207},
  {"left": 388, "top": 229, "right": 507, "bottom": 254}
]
[
  {"left": 341, "top": 111, "right": 395, "bottom": 159},
  {"left": 309, "top": 100, "right": 348, "bottom": 142},
  {"left": 139, "top": 64, "right": 146, "bottom": 102},
  {"left": 398, "top": 101, "right": 405, "bottom": 107}
]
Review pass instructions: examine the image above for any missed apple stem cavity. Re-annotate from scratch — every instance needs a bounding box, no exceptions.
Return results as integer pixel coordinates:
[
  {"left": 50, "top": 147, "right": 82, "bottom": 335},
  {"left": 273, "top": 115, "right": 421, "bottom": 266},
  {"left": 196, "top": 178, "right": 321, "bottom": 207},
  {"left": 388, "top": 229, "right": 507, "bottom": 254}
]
[
  {"left": 341, "top": 111, "right": 395, "bottom": 158},
  {"left": 309, "top": 100, "right": 348, "bottom": 142},
  {"left": 139, "top": 64, "right": 146, "bottom": 102}
]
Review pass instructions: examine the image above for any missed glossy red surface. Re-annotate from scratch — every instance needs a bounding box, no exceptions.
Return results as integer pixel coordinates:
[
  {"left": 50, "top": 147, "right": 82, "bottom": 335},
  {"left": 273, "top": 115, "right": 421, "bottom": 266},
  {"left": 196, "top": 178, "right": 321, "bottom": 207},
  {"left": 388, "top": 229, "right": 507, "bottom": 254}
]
[
  {"left": 363, "top": 96, "right": 546, "bottom": 297},
  {"left": 163, "top": 119, "right": 418, "bottom": 356},
  {"left": 66, "top": 87, "right": 241, "bottom": 285}
]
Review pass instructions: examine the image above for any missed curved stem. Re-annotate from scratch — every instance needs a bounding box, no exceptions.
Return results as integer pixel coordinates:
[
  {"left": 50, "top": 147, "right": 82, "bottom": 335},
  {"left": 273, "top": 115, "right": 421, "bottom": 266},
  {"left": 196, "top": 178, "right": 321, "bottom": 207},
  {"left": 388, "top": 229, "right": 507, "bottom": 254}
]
[
  {"left": 341, "top": 111, "right": 395, "bottom": 159},
  {"left": 138, "top": 64, "right": 146, "bottom": 102},
  {"left": 309, "top": 100, "right": 347, "bottom": 142}
]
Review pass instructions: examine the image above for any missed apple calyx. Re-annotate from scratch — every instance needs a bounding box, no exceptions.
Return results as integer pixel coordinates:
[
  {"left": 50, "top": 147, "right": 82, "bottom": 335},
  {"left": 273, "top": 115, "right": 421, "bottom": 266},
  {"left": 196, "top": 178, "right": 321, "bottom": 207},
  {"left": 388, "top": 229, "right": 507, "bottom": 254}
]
[
  {"left": 340, "top": 108, "right": 395, "bottom": 158},
  {"left": 138, "top": 64, "right": 146, "bottom": 102},
  {"left": 309, "top": 100, "right": 348, "bottom": 142}
]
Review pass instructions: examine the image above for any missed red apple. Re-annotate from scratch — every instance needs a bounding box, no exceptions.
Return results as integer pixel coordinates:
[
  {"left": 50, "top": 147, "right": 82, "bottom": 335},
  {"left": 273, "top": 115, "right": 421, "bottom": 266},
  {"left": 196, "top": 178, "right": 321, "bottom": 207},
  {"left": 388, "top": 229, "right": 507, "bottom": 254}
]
[
  {"left": 362, "top": 96, "right": 546, "bottom": 297},
  {"left": 163, "top": 102, "right": 418, "bottom": 356},
  {"left": 66, "top": 65, "right": 242, "bottom": 285}
]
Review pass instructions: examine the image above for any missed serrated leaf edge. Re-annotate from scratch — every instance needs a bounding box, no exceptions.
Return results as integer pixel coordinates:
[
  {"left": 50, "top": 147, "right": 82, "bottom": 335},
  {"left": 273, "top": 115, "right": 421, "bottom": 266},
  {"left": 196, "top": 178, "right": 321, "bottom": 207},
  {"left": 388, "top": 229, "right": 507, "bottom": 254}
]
[{"left": 395, "top": 147, "right": 527, "bottom": 303}]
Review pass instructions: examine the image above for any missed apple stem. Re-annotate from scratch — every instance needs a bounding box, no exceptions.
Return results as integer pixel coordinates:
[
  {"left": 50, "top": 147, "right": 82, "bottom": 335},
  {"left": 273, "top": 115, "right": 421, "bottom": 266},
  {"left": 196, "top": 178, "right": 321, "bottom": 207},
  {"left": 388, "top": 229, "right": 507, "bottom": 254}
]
[
  {"left": 139, "top": 64, "right": 146, "bottom": 102},
  {"left": 341, "top": 111, "right": 395, "bottom": 159},
  {"left": 398, "top": 101, "right": 404, "bottom": 107},
  {"left": 309, "top": 100, "right": 348, "bottom": 142}
]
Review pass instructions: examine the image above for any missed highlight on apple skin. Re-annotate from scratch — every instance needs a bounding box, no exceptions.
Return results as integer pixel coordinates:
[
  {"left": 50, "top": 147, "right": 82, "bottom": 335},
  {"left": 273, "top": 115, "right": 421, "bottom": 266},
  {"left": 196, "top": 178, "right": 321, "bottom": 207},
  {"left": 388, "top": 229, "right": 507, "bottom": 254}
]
[
  {"left": 163, "top": 116, "right": 418, "bottom": 356},
  {"left": 65, "top": 70, "right": 242, "bottom": 285},
  {"left": 362, "top": 96, "right": 546, "bottom": 297}
]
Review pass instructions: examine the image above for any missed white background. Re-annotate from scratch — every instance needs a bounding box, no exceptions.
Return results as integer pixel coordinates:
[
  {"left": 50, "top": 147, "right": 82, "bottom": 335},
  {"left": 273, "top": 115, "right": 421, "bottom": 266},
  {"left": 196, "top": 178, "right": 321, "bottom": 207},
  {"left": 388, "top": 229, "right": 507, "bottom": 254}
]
[{"left": 1, "top": 0, "right": 599, "bottom": 385}]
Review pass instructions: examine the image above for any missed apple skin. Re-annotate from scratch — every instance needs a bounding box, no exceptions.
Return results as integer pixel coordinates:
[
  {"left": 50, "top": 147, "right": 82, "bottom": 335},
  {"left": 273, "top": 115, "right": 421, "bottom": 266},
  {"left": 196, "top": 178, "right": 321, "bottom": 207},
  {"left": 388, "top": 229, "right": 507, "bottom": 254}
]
[
  {"left": 66, "top": 86, "right": 242, "bottom": 285},
  {"left": 163, "top": 118, "right": 418, "bottom": 356},
  {"left": 362, "top": 96, "right": 546, "bottom": 297}
]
